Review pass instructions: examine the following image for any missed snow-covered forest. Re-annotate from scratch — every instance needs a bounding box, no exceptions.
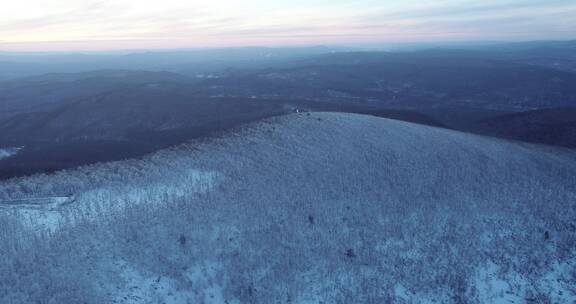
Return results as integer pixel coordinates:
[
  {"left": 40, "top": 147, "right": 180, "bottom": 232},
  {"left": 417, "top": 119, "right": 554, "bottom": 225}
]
[{"left": 1, "top": 112, "right": 575, "bottom": 303}]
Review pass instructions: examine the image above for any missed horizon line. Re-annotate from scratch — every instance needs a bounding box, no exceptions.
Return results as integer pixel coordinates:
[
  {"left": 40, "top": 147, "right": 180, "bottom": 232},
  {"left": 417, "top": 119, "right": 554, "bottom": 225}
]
[{"left": 1, "top": 37, "right": 575, "bottom": 54}]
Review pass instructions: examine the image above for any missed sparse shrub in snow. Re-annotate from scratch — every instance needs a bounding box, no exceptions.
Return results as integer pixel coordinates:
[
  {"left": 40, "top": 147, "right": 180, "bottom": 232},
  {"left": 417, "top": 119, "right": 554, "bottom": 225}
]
[{"left": 0, "top": 147, "right": 22, "bottom": 160}]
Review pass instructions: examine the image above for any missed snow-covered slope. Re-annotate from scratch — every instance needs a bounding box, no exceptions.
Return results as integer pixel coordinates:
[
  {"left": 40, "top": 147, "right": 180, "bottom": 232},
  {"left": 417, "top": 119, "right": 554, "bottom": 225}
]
[{"left": 1, "top": 112, "right": 575, "bottom": 303}]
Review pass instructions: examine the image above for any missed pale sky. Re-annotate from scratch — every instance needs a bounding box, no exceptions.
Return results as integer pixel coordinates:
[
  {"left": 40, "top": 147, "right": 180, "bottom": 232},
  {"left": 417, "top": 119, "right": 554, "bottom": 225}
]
[{"left": 1, "top": 0, "right": 576, "bottom": 51}]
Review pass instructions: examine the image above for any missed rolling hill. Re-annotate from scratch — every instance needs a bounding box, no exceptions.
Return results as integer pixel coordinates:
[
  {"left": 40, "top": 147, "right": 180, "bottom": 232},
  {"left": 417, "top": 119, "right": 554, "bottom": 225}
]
[
  {"left": 0, "top": 70, "right": 191, "bottom": 120},
  {"left": 0, "top": 70, "right": 446, "bottom": 179},
  {"left": 1, "top": 112, "right": 575, "bottom": 303},
  {"left": 199, "top": 52, "right": 576, "bottom": 110},
  {"left": 2, "top": 55, "right": 576, "bottom": 181},
  {"left": 0, "top": 47, "right": 343, "bottom": 81},
  {"left": 475, "top": 107, "right": 576, "bottom": 148}
]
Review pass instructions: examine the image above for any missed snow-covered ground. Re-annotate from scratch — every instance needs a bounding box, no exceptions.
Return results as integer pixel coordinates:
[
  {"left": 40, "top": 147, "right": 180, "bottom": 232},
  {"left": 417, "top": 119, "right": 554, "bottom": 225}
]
[
  {"left": 1, "top": 112, "right": 575, "bottom": 303},
  {"left": 0, "top": 146, "right": 22, "bottom": 160},
  {"left": 2, "top": 169, "right": 219, "bottom": 233}
]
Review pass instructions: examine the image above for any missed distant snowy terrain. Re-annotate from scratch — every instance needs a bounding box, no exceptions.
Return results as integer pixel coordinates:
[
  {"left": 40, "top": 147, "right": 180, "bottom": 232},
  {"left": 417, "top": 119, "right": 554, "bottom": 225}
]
[
  {"left": 1, "top": 113, "right": 575, "bottom": 303},
  {"left": 0, "top": 147, "right": 21, "bottom": 160}
]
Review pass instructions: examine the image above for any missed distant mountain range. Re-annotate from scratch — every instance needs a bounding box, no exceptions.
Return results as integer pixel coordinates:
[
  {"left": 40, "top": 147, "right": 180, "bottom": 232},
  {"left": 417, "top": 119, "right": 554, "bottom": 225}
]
[
  {"left": 200, "top": 52, "right": 576, "bottom": 110},
  {"left": 0, "top": 46, "right": 347, "bottom": 81},
  {"left": 1, "top": 42, "right": 576, "bottom": 179}
]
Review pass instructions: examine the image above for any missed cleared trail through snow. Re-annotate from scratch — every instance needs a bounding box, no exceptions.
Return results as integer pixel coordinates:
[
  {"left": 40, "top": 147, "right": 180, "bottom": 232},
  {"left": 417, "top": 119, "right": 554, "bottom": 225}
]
[{"left": 0, "top": 196, "right": 74, "bottom": 211}]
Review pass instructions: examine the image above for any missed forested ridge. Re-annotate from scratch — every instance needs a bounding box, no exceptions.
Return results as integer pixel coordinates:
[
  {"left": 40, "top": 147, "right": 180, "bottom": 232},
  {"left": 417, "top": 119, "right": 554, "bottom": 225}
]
[{"left": 1, "top": 113, "right": 575, "bottom": 303}]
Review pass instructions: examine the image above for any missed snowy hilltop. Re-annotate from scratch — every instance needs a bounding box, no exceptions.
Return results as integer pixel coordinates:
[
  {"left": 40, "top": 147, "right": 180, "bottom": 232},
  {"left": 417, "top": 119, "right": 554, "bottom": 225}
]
[{"left": 1, "top": 112, "right": 575, "bottom": 303}]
